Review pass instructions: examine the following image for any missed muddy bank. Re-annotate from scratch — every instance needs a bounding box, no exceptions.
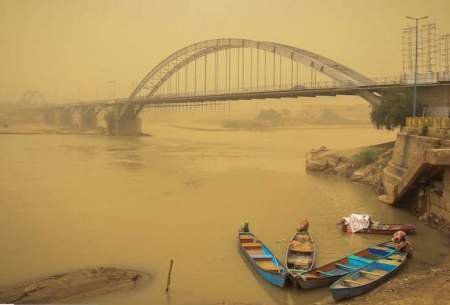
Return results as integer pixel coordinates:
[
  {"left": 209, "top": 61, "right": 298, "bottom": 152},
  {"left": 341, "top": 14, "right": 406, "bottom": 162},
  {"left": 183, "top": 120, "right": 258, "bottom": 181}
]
[
  {"left": 0, "top": 267, "right": 149, "bottom": 304},
  {"left": 305, "top": 142, "right": 394, "bottom": 194}
]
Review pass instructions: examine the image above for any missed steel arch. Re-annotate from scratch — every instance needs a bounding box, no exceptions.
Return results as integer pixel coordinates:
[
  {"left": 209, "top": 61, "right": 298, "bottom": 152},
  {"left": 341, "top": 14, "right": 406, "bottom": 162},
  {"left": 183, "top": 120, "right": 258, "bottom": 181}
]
[
  {"left": 129, "top": 38, "right": 380, "bottom": 105},
  {"left": 18, "top": 90, "right": 47, "bottom": 107}
]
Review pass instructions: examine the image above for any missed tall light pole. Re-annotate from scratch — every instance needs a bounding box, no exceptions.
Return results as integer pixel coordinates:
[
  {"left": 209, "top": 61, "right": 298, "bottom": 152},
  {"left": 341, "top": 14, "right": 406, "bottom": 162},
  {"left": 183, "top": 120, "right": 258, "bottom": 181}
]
[{"left": 406, "top": 15, "right": 428, "bottom": 116}]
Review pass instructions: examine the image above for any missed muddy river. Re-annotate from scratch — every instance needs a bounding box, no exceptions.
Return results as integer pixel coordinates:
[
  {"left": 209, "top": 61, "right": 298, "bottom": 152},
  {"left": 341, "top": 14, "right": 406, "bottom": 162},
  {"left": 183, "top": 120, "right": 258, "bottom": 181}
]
[{"left": 0, "top": 110, "right": 447, "bottom": 305}]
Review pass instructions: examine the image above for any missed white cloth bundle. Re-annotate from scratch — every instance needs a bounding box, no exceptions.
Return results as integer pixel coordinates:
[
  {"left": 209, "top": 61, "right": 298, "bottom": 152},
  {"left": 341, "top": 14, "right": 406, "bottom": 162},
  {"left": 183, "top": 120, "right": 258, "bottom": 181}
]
[{"left": 343, "top": 213, "right": 371, "bottom": 233}]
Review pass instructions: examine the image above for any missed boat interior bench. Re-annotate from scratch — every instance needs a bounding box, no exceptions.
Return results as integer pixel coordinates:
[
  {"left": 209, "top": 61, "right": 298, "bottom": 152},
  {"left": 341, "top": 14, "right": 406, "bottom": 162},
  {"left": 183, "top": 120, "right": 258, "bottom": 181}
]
[
  {"left": 242, "top": 243, "right": 262, "bottom": 249},
  {"left": 335, "top": 263, "right": 358, "bottom": 271},
  {"left": 251, "top": 254, "right": 273, "bottom": 260},
  {"left": 317, "top": 268, "right": 347, "bottom": 277},
  {"left": 348, "top": 255, "right": 373, "bottom": 264}
]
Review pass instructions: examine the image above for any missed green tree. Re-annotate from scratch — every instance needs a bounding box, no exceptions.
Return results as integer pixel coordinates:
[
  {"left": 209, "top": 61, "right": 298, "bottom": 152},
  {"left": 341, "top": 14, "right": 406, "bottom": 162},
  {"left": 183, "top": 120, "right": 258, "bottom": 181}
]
[{"left": 370, "top": 90, "right": 420, "bottom": 130}]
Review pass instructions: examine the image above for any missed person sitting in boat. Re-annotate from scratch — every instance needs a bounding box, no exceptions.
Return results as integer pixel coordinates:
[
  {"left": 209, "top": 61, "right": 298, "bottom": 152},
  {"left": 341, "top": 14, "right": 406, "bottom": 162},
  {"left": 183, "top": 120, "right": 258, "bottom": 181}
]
[
  {"left": 239, "top": 221, "right": 250, "bottom": 233},
  {"left": 392, "top": 230, "right": 411, "bottom": 252},
  {"left": 297, "top": 219, "right": 309, "bottom": 232}
]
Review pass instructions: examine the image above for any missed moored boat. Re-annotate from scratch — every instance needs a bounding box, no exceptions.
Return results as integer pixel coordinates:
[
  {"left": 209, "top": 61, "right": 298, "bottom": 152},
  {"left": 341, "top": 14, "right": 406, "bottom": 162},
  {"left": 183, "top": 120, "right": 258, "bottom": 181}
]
[
  {"left": 296, "top": 241, "right": 398, "bottom": 289},
  {"left": 330, "top": 251, "right": 408, "bottom": 301},
  {"left": 238, "top": 231, "right": 288, "bottom": 288},
  {"left": 286, "top": 226, "right": 316, "bottom": 283},
  {"left": 338, "top": 214, "right": 416, "bottom": 234},
  {"left": 362, "top": 223, "right": 416, "bottom": 235}
]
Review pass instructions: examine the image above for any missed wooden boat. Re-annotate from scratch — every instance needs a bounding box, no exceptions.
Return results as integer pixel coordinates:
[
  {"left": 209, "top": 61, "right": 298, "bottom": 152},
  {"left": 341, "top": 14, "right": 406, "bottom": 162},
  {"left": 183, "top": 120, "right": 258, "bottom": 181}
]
[
  {"left": 286, "top": 228, "right": 316, "bottom": 282},
  {"left": 340, "top": 221, "right": 416, "bottom": 235},
  {"left": 296, "top": 241, "right": 398, "bottom": 289},
  {"left": 362, "top": 223, "right": 416, "bottom": 235},
  {"left": 330, "top": 251, "right": 408, "bottom": 301},
  {"left": 238, "top": 231, "right": 288, "bottom": 288}
]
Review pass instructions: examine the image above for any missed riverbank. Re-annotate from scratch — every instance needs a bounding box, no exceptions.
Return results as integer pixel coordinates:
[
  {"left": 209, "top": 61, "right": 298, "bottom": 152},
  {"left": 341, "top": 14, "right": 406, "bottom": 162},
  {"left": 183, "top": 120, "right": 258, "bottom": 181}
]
[
  {"left": 0, "top": 267, "right": 149, "bottom": 304},
  {"left": 305, "top": 142, "right": 394, "bottom": 194},
  {"left": 305, "top": 142, "right": 450, "bottom": 237},
  {"left": 318, "top": 259, "right": 450, "bottom": 305}
]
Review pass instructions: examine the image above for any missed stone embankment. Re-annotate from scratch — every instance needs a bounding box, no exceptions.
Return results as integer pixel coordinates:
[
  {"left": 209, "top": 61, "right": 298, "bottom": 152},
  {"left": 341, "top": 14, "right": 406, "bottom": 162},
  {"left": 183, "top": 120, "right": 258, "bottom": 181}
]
[
  {"left": 305, "top": 144, "right": 393, "bottom": 194},
  {"left": 0, "top": 267, "right": 149, "bottom": 304}
]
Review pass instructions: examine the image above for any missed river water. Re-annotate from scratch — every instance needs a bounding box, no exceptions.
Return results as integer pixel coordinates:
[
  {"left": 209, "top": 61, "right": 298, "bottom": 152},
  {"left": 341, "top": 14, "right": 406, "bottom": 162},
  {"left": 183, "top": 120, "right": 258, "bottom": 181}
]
[{"left": 0, "top": 109, "right": 448, "bottom": 305}]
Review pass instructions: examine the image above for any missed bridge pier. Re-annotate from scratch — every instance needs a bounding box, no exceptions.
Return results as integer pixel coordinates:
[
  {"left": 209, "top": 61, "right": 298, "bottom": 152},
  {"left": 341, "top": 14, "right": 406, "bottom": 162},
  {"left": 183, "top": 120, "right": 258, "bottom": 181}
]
[
  {"left": 43, "top": 109, "right": 56, "bottom": 125},
  {"left": 104, "top": 104, "right": 142, "bottom": 136},
  {"left": 79, "top": 107, "right": 98, "bottom": 130},
  {"left": 55, "top": 108, "right": 74, "bottom": 126},
  {"left": 418, "top": 86, "right": 450, "bottom": 116}
]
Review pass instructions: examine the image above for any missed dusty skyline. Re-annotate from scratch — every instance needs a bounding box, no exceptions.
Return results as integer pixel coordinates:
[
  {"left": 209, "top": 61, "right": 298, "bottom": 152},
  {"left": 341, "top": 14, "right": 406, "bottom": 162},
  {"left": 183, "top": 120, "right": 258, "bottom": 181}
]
[{"left": 1, "top": 0, "right": 449, "bottom": 102}]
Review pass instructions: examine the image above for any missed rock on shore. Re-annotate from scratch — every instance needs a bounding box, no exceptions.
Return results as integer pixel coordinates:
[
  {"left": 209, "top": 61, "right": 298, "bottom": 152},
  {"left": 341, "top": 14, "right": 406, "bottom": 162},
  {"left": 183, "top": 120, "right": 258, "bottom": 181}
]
[
  {"left": 306, "top": 145, "right": 393, "bottom": 194},
  {"left": 0, "top": 267, "right": 149, "bottom": 304}
]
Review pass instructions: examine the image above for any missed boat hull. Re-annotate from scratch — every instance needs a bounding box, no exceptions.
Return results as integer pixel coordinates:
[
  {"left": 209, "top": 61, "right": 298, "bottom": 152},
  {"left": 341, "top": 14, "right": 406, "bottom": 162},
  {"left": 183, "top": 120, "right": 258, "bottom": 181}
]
[
  {"left": 286, "top": 228, "right": 316, "bottom": 284},
  {"left": 297, "top": 241, "right": 398, "bottom": 289},
  {"left": 238, "top": 232, "right": 287, "bottom": 288},
  {"left": 341, "top": 223, "right": 416, "bottom": 235},
  {"left": 330, "top": 253, "right": 407, "bottom": 301}
]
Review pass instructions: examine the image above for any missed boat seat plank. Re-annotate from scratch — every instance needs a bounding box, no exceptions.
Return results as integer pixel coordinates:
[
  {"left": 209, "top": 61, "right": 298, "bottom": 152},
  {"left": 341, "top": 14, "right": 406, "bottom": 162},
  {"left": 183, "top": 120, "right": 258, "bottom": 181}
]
[
  {"left": 344, "top": 279, "right": 362, "bottom": 285},
  {"left": 256, "top": 260, "right": 281, "bottom": 272},
  {"left": 317, "top": 270, "right": 335, "bottom": 277},
  {"left": 242, "top": 243, "right": 262, "bottom": 249},
  {"left": 335, "top": 263, "right": 357, "bottom": 270},
  {"left": 251, "top": 254, "right": 273, "bottom": 260},
  {"left": 378, "top": 259, "right": 401, "bottom": 266},
  {"left": 360, "top": 270, "right": 382, "bottom": 277},
  {"left": 348, "top": 255, "right": 373, "bottom": 264}
]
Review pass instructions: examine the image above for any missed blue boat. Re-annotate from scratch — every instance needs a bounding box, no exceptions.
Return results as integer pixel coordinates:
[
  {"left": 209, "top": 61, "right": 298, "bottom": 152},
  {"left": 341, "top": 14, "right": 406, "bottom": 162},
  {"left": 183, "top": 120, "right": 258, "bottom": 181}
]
[
  {"left": 238, "top": 231, "right": 288, "bottom": 288},
  {"left": 330, "top": 251, "right": 408, "bottom": 301},
  {"left": 297, "top": 241, "right": 398, "bottom": 289}
]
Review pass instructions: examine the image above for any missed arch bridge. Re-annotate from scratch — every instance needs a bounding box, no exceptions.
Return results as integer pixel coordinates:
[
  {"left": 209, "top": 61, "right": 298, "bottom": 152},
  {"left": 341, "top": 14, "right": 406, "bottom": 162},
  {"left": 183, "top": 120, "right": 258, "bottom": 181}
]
[{"left": 27, "top": 38, "right": 450, "bottom": 135}]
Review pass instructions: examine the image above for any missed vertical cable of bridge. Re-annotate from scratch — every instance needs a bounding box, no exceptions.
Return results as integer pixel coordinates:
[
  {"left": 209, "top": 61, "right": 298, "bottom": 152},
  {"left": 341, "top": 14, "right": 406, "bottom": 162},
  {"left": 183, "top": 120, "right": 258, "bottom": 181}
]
[
  {"left": 256, "top": 43, "right": 259, "bottom": 91},
  {"left": 296, "top": 61, "right": 299, "bottom": 86},
  {"left": 176, "top": 70, "right": 179, "bottom": 95},
  {"left": 227, "top": 47, "right": 230, "bottom": 93},
  {"left": 242, "top": 41, "right": 245, "bottom": 90},
  {"left": 310, "top": 63, "right": 313, "bottom": 88},
  {"left": 290, "top": 52, "right": 294, "bottom": 88},
  {"left": 314, "top": 69, "right": 317, "bottom": 87},
  {"left": 279, "top": 52, "right": 282, "bottom": 89},
  {"left": 273, "top": 46, "right": 276, "bottom": 89},
  {"left": 194, "top": 46, "right": 198, "bottom": 95},
  {"left": 215, "top": 40, "right": 219, "bottom": 92},
  {"left": 250, "top": 47, "right": 253, "bottom": 89},
  {"left": 204, "top": 52, "right": 207, "bottom": 95},
  {"left": 185, "top": 64, "right": 188, "bottom": 94},
  {"left": 225, "top": 46, "right": 228, "bottom": 92},
  {"left": 237, "top": 47, "right": 240, "bottom": 91},
  {"left": 264, "top": 49, "right": 267, "bottom": 89}
]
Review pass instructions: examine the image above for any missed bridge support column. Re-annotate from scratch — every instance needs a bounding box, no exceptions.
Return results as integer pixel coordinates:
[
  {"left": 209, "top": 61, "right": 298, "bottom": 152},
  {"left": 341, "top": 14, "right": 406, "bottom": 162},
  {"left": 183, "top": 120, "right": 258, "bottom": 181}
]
[
  {"left": 43, "top": 109, "right": 56, "bottom": 125},
  {"left": 104, "top": 104, "right": 142, "bottom": 136},
  {"left": 79, "top": 107, "right": 98, "bottom": 130},
  {"left": 55, "top": 108, "right": 74, "bottom": 126}
]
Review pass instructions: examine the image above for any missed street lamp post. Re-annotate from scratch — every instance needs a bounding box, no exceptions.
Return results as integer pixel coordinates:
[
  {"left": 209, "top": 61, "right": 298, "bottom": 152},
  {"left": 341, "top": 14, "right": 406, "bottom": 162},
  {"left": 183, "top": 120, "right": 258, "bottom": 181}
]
[{"left": 406, "top": 16, "right": 428, "bottom": 117}]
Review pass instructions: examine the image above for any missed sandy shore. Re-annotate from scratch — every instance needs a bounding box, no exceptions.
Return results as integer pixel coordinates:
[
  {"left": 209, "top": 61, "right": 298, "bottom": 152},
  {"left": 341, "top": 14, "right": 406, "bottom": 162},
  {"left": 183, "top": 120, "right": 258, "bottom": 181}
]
[{"left": 0, "top": 267, "right": 150, "bottom": 304}]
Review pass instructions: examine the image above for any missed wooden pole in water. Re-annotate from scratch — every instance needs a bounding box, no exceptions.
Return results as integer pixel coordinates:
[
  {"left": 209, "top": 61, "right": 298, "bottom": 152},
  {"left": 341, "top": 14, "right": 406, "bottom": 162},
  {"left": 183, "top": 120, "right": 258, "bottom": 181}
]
[{"left": 165, "top": 259, "right": 174, "bottom": 293}]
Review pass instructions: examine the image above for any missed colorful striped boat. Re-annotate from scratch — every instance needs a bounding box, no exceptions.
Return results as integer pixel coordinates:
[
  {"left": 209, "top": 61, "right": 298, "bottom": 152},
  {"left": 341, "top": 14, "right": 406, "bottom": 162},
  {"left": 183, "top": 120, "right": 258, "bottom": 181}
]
[
  {"left": 330, "top": 251, "right": 408, "bottom": 300},
  {"left": 297, "top": 241, "right": 397, "bottom": 289},
  {"left": 238, "top": 231, "right": 288, "bottom": 288}
]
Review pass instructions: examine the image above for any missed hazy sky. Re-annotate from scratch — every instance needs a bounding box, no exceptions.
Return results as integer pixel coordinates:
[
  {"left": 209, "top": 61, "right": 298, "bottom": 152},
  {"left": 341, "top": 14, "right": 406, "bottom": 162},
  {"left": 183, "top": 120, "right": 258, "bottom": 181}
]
[{"left": 1, "top": 0, "right": 449, "bottom": 102}]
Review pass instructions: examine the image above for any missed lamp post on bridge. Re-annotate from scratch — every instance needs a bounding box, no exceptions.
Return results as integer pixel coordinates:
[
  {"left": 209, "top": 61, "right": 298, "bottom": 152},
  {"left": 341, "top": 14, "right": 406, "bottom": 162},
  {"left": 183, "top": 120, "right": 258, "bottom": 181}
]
[{"left": 406, "top": 15, "right": 428, "bottom": 117}]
